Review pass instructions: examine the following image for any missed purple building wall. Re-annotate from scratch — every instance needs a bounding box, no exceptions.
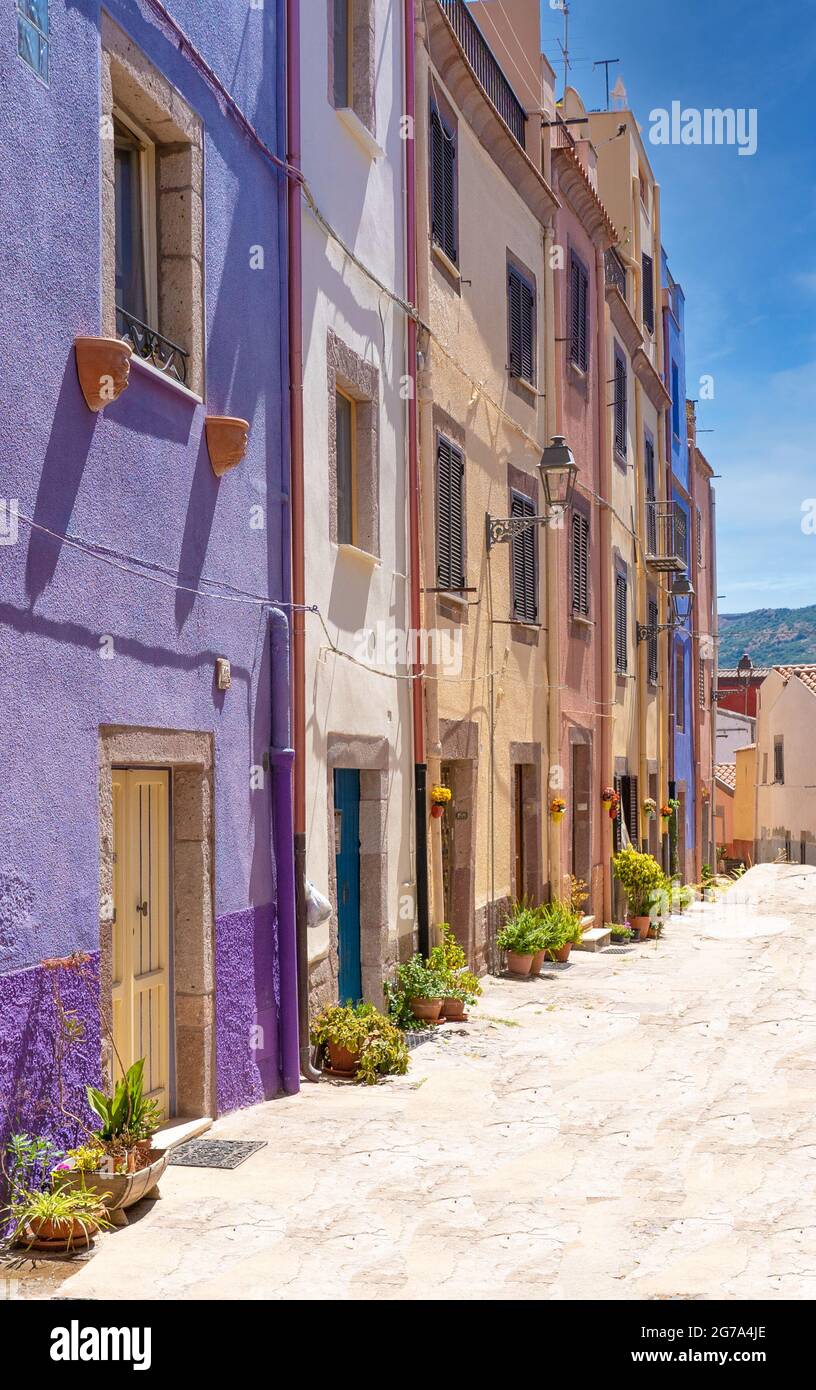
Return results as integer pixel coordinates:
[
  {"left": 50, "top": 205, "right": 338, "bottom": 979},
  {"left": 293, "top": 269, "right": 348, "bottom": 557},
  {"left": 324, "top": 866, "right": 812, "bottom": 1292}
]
[{"left": 0, "top": 0, "right": 295, "bottom": 1151}]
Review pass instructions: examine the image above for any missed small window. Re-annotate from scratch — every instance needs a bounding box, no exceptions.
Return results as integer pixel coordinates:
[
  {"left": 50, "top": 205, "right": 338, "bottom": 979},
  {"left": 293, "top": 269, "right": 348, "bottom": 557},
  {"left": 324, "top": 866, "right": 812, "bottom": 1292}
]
[
  {"left": 17, "top": 0, "right": 49, "bottom": 84},
  {"left": 614, "top": 353, "right": 627, "bottom": 460},
  {"left": 569, "top": 254, "right": 589, "bottom": 371},
  {"left": 774, "top": 736, "right": 784, "bottom": 784},
  {"left": 430, "top": 104, "right": 457, "bottom": 264},
  {"left": 696, "top": 505, "right": 703, "bottom": 566},
  {"left": 508, "top": 265, "right": 536, "bottom": 385},
  {"left": 335, "top": 390, "right": 356, "bottom": 545},
  {"left": 113, "top": 114, "right": 157, "bottom": 342},
  {"left": 671, "top": 361, "right": 681, "bottom": 437},
  {"left": 570, "top": 511, "right": 589, "bottom": 617},
  {"left": 642, "top": 252, "right": 654, "bottom": 334},
  {"left": 675, "top": 507, "right": 688, "bottom": 566},
  {"left": 614, "top": 570, "right": 628, "bottom": 674},
  {"left": 676, "top": 647, "right": 685, "bottom": 731},
  {"left": 647, "top": 597, "right": 658, "bottom": 684},
  {"left": 332, "top": 0, "right": 351, "bottom": 107},
  {"left": 436, "top": 435, "right": 465, "bottom": 590},
  {"left": 511, "top": 492, "right": 537, "bottom": 623}
]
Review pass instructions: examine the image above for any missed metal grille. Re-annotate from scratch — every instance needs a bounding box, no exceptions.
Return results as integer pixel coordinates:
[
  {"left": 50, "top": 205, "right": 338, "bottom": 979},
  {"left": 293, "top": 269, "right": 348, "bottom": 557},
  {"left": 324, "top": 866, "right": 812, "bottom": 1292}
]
[{"left": 438, "top": 0, "right": 527, "bottom": 146}]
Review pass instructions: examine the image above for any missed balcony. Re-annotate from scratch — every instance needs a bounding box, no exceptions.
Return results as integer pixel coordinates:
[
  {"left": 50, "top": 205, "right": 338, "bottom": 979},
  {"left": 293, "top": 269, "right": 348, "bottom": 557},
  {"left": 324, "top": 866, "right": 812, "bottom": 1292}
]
[
  {"left": 604, "top": 247, "right": 627, "bottom": 301},
  {"left": 438, "top": 0, "right": 527, "bottom": 147},
  {"left": 644, "top": 500, "right": 688, "bottom": 573}
]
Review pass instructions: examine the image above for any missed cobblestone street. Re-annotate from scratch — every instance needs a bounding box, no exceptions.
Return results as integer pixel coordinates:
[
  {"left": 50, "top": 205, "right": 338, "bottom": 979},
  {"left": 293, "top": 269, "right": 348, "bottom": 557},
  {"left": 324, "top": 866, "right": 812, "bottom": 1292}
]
[{"left": 20, "top": 865, "right": 812, "bottom": 1302}]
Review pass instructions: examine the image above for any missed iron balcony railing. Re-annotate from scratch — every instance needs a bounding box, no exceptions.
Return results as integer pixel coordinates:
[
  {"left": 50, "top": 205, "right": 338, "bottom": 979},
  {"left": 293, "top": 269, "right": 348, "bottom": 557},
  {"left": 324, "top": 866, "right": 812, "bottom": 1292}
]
[
  {"left": 116, "top": 307, "right": 189, "bottom": 386},
  {"left": 644, "top": 500, "right": 688, "bottom": 573},
  {"left": 438, "top": 0, "right": 527, "bottom": 147},
  {"left": 604, "top": 247, "right": 627, "bottom": 301},
  {"left": 552, "top": 112, "right": 576, "bottom": 151}
]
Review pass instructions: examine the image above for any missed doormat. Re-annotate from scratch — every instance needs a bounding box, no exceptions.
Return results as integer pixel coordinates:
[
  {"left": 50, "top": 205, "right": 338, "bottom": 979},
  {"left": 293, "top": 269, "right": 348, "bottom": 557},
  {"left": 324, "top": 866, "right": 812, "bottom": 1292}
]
[{"left": 169, "top": 1139, "right": 267, "bottom": 1170}]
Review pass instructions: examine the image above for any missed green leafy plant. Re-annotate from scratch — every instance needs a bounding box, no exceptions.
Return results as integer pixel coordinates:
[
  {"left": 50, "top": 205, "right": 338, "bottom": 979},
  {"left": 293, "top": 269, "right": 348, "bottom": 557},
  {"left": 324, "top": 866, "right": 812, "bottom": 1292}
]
[
  {"left": 612, "top": 847, "right": 668, "bottom": 918},
  {"left": 310, "top": 1002, "right": 409, "bottom": 1085},
  {"left": 61, "top": 1143, "right": 107, "bottom": 1173},
  {"left": 497, "top": 904, "right": 541, "bottom": 956},
  {"left": 5, "top": 1182, "right": 111, "bottom": 1249},
  {"left": 428, "top": 925, "right": 482, "bottom": 1004},
  {"left": 395, "top": 954, "right": 447, "bottom": 1002},
  {"left": 86, "top": 1058, "right": 161, "bottom": 1144},
  {"left": 2, "top": 1133, "right": 62, "bottom": 1206},
  {"left": 536, "top": 899, "right": 582, "bottom": 957},
  {"left": 608, "top": 923, "right": 633, "bottom": 942}
]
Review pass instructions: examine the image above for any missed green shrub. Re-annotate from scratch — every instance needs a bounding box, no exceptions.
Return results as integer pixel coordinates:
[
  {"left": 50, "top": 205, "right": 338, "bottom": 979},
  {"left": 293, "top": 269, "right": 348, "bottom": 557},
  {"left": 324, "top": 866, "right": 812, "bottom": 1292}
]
[
  {"left": 496, "top": 904, "right": 540, "bottom": 956},
  {"left": 86, "top": 1058, "right": 160, "bottom": 1144},
  {"left": 310, "top": 1001, "right": 409, "bottom": 1085},
  {"left": 537, "top": 899, "right": 583, "bottom": 955},
  {"left": 612, "top": 847, "right": 668, "bottom": 918},
  {"left": 608, "top": 923, "right": 634, "bottom": 942},
  {"left": 428, "top": 925, "right": 482, "bottom": 1003},
  {"left": 395, "top": 954, "right": 447, "bottom": 1001}
]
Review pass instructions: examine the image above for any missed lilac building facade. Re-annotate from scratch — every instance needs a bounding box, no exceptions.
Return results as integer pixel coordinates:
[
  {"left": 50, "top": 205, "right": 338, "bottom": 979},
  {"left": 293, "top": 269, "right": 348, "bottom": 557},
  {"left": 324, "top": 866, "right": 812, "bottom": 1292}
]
[{"left": 0, "top": 0, "right": 298, "bottom": 1152}]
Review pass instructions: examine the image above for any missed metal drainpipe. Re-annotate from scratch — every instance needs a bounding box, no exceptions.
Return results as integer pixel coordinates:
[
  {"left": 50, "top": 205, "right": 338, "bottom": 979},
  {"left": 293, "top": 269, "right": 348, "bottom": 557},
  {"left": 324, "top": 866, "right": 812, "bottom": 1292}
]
[
  {"left": 594, "top": 244, "right": 613, "bottom": 923},
  {"left": 286, "top": 0, "right": 320, "bottom": 1081},
  {"left": 543, "top": 222, "right": 560, "bottom": 901},
  {"left": 404, "top": 0, "right": 429, "bottom": 956},
  {"left": 268, "top": 609, "right": 300, "bottom": 1094}
]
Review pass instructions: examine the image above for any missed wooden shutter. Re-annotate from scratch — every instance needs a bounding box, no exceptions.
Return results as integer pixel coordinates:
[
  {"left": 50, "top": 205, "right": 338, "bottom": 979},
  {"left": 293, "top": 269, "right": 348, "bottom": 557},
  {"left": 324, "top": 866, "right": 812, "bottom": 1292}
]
[
  {"left": 436, "top": 435, "right": 465, "bottom": 589},
  {"left": 698, "top": 663, "right": 706, "bottom": 708},
  {"left": 511, "top": 492, "right": 537, "bottom": 623},
  {"left": 648, "top": 596, "right": 658, "bottom": 683},
  {"left": 615, "top": 571, "right": 627, "bottom": 673},
  {"left": 569, "top": 256, "right": 588, "bottom": 371},
  {"left": 696, "top": 505, "right": 703, "bottom": 565},
  {"left": 571, "top": 511, "right": 589, "bottom": 617},
  {"left": 430, "top": 105, "right": 457, "bottom": 263},
  {"left": 675, "top": 507, "right": 688, "bottom": 565},
  {"left": 622, "top": 773, "right": 639, "bottom": 845},
  {"left": 645, "top": 438, "right": 657, "bottom": 553},
  {"left": 508, "top": 266, "right": 535, "bottom": 384},
  {"left": 614, "top": 354, "right": 627, "bottom": 456},
  {"left": 642, "top": 252, "right": 654, "bottom": 333},
  {"left": 612, "top": 772, "right": 623, "bottom": 854}
]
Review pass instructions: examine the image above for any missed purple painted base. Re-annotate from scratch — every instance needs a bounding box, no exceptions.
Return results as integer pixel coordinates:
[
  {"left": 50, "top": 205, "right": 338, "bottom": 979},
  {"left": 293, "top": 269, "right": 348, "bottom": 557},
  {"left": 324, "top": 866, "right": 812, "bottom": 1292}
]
[{"left": 215, "top": 904, "right": 281, "bottom": 1115}]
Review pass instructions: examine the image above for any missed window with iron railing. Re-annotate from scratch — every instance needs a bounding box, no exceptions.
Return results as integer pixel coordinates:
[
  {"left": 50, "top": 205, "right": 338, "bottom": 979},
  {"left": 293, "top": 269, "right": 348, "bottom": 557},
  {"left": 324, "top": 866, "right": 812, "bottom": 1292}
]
[{"left": 438, "top": 0, "right": 527, "bottom": 147}]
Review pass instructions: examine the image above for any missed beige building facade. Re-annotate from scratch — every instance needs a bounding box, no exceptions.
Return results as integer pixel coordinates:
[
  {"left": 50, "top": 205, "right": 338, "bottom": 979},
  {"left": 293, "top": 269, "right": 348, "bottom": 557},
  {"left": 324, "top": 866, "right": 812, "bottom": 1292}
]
[{"left": 755, "top": 667, "right": 816, "bottom": 865}]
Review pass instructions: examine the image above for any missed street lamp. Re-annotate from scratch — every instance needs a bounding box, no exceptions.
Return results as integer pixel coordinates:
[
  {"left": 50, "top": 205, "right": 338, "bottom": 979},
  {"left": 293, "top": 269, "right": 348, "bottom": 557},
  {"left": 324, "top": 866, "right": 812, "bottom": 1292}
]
[
  {"left": 737, "top": 651, "right": 753, "bottom": 717},
  {"left": 486, "top": 436, "right": 578, "bottom": 549},
  {"left": 637, "top": 574, "right": 695, "bottom": 643}
]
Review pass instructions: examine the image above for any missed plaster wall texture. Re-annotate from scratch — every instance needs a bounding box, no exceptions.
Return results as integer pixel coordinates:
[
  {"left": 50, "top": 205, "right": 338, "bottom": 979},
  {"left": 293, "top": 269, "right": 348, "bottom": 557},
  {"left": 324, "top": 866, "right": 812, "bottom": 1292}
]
[
  {"left": 415, "top": 33, "right": 551, "bottom": 966},
  {"left": 0, "top": 1, "right": 292, "bottom": 1118},
  {"left": 755, "top": 672, "right": 816, "bottom": 860},
  {"left": 300, "top": 0, "right": 414, "bottom": 1004},
  {"left": 734, "top": 744, "right": 757, "bottom": 847}
]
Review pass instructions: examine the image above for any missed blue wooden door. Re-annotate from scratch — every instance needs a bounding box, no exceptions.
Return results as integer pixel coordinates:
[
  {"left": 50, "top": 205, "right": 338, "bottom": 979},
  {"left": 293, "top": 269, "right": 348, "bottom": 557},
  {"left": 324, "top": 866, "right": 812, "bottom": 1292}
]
[{"left": 334, "top": 769, "right": 362, "bottom": 1002}]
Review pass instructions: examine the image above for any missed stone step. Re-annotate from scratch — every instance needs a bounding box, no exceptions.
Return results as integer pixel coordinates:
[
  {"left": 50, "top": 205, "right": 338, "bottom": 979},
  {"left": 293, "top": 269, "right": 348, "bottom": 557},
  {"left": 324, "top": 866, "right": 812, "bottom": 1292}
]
[{"left": 575, "top": 926, "right": 611, "bottom": 953}]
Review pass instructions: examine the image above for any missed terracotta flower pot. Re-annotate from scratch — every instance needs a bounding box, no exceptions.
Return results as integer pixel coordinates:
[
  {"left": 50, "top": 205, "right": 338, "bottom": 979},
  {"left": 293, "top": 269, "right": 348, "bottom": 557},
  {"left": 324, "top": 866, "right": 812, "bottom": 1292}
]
[
  {"left": 441, "top": 997, "right": 465, "bottom": 1020},
  {"left": 410, "top": 996, "right": 443, "bottom": 1022},
  {"left": 506, "top": 951, "right": 533, "bottom": 976},
  {"left": 74, "top": 336, "right": 133, "bottom": 411},
  {"left": 27, "top": 1216, "right": 97, "bottom": 1246},
  {"left": 530, "top": 949, "right": 547, "bottom": 974},
  {"left": 631, "top": 915, "right": 650, "bottom": 941},
  {"left": 327, "top": 1040, "right": 361, "bottom": 1073},
  {"left": 430, "top": 803, "right": 445, "bottom": 819},
  {"left": 205, "top": 416, "right": 250, "bottom": 477},
  {"left": 550, "top": 942, "right": 572, "bottom": 963}
]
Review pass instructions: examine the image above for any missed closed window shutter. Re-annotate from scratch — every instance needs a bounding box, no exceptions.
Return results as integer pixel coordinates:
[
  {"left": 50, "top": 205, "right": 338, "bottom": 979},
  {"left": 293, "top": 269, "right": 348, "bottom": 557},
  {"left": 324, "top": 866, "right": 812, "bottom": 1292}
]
[
  {"left": 612, "top": 773, "right": 623, "bottom": 854},
  {"left": 648, "top": 597, "right": 659, "bottom": 683},
  {"left": 436, "top": 436, "right": 465, "bottom": 589},
  {"left": 571, "top": 511, "right": 589, "bottom": 616},
  {"left": 614, "top": 355, "right": 627, "bottom": 456},
  {"left": 645, "top": 438, "right": 656, "bottom": 553},
  {"left": 569, "top": 257, "right": 589, "bottom": 371},
  {"left": 622, "top": 774, "right": 639, "bottom": 844},
  {"left": 696, "top": 505, "right": 703, "bottom": 565},
  {"left": 615, "top": 571, "right": 627, "bottom": 673},
  {"left": 642, "top": 252, "right": 654, "bottom": 333},
  {"left": 511, "top": 492, "right": 537, "bottom": 622},
  {"left": 676, "top": 507, "right": 688, "bottom": 564},
  {"left": 508, "top": 266, "right": 535, "bottom": 384},
  {"left": 698, "top": 663, "right": 706, "bottom": 708},
  {"left": 430, "top": 106, "right": 457, "bottom": 263}
]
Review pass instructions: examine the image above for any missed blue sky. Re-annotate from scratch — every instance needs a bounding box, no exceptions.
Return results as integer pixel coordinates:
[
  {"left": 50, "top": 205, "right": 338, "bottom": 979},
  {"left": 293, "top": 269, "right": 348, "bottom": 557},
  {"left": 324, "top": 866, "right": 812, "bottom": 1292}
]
[{"left": 536, "top": 0, "right": 816, "bottom": 613}]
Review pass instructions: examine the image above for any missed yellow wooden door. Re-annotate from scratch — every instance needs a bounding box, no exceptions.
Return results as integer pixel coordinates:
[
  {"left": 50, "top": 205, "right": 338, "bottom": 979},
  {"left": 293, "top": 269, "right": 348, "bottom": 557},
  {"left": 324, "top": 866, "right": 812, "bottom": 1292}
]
[{"left": 111, "top": 769, "right": 171, "bottom": 1117}]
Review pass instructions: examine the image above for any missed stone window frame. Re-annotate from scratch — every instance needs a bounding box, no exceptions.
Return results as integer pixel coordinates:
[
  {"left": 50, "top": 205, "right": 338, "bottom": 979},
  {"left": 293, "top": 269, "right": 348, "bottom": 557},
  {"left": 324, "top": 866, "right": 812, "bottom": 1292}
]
[
  {"left": 327, "top": 0, "right": 376, "bottom": 137},
  {"left": 99, "top": 726, "right": 215, "bottom": 1120},
  {"left": 101, "top": 13, "right": 205, "bottom": 397},
  {"left": 510, "top": 742, "right": 542, "bottom": 907},
  {"left": 327, "top": 329, "right": 380, "bottom": 557}
]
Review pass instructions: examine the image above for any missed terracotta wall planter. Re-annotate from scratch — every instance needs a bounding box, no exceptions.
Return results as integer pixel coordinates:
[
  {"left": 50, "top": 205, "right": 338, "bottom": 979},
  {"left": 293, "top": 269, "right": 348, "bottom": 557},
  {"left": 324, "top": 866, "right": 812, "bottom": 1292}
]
[
  {"left": 74, "top": 336, "right": 133, "bottom": 411},
  {"left": 205, "top": 416, "right": 250, "bottom": 476}
]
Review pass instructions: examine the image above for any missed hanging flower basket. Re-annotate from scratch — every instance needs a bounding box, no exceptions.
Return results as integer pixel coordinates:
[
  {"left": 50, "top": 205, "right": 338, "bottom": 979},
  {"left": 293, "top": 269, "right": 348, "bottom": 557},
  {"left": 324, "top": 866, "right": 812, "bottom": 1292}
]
[
  {"left": 643, "top": 797, "right": 657, "bottom": 819},
  {"left": 607, "top": 791, "right": 621, "bottom": 821},
  {"left": 550, "top": 796, "right": 567, "bottom": 824},
  {"left": 430, "top": 785, "right": 452, "bottom": 819},
  {"left": 601, "top": 785, "right": 615, "bottom": 811}
]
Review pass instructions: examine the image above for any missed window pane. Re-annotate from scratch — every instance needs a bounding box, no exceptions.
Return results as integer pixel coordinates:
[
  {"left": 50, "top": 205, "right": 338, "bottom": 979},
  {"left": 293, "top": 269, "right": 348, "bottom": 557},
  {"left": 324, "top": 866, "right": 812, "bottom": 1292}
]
[
  {"left": 336, "top": 392, "right": 355, "bottom": 544},
  {"left": 333, "top": 0, "right": 350, "bottom": 107},
  {"left": 114, "top": 121, "right": 147, "bottom": 328},
  {"left": 17, "top": 15, "right": 48, "bottom": 82}
]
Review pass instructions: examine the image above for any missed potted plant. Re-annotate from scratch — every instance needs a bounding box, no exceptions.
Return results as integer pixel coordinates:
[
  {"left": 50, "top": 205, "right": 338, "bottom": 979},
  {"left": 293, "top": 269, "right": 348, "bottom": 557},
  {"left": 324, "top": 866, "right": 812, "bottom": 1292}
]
[
  {"left": 538, "top": 900, "right": 583, "bottom": 962},
  {"left": 601, "top": 785, "right": 615, "bottom": 812},
  {"left": 395, "top": 954, "right": 447, "bottom": 1021},
  {"left": 428, "top": 924, "right": 481, "bottom": 1019},
  {"left": 429, "top": 785, "right": 452, "bottom": 820},
  {"left": 497, "top": 906, "right": 540, "bottom": 976},
  {"left": 643, "top": 797, "right": 657, "bottom": 820},
  {"left": 608, "top": 923, "right": 634, "bottom": 944},
  {"left": 612, "top": 847, "right": 668, "bottom": 940},
  {"left": 608, "top": 789, "right": 622, "bottom": 821},
  {"left": 310, "top": 1001, "right": 409, "bottom": 1082},
  {"left": 550, "top": 795, "right": 567, "bottom": 824},
  {"left": 659, "top": 802, "right": 672, "bottom": 827},
  {"left": 6, "top": 1183, "right": 111, "bottom": 1251}
]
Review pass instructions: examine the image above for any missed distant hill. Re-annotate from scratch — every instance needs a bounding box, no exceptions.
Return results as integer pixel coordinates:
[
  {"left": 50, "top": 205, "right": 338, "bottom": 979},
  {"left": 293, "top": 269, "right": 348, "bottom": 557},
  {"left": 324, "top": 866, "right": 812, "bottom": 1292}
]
[{"left": 718, "top": 605, "right": 816, "bottom": 667}]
